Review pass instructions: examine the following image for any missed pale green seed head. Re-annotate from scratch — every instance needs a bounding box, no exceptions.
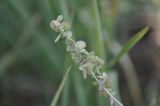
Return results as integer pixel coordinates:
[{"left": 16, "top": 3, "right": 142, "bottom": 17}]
[{"left": 57, "top": 15, "right": 63, "bottom": 22}]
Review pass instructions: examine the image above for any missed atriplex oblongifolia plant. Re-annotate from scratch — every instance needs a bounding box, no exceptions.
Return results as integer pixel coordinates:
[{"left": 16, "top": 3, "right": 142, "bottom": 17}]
[{"left": 50, "top": 15, "right": 124, "bottom": 106}]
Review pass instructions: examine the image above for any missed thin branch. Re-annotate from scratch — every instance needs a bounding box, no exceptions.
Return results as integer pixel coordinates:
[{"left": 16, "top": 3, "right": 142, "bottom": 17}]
[{"left": 90, "top": 72, "right": 124, "bottom": 106}]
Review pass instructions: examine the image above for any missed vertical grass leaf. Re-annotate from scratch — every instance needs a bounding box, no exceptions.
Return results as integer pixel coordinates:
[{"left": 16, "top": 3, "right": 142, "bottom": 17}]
[
  {"left": 110, "top": 26, "right": 149, "bottom": 68},
  {"left": 50, "top": 65, "right": 72, "bottom": 106},
  {"left": 92, "top": 0, "right": 106, "bottom": 59}
]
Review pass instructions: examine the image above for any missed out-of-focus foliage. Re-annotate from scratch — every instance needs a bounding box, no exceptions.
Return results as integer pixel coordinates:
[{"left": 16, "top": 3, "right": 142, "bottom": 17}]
[{"left": 0, "top": 0, "right": 159, "bottom": 106}]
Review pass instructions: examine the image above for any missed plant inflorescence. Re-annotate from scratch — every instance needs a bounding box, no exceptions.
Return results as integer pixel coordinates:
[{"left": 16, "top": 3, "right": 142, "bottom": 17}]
[{"left": 50, "top": 15, "right": 124, "bottom": 106}]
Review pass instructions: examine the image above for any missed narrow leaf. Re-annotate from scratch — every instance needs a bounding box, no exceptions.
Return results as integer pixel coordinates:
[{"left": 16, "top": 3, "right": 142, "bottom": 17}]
[
  {"left": 110, "top": 26, "right": 149, "bottom": 67},
  {"left": 50, "top": 65, "right": 72, "bottom": 106},
  {"left": 92, "top": 0, "right": 106, "bottom": 59}
]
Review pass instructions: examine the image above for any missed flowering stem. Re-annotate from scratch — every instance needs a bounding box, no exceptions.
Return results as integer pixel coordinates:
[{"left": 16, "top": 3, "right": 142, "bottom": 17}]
[
  {"left": 90, "top": 71, "right": 124, "bottom": 106},
  {"left": 50, "top": 15, "right": 124, "bottom": 106},
  {"left": 109, "top": 96, "right": 114, "bottom": 106},
  {"left": 90, "top": 71, "right": 99, "bottom": 82},
  {"left": 104, "top": 88, "right": 124, "bottom": 106}
]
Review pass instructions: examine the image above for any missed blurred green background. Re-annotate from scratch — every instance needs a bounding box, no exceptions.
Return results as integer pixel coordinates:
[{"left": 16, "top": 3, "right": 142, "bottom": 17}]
[{"left": 0, "top": 0, "right": 160, "bottom": 106}]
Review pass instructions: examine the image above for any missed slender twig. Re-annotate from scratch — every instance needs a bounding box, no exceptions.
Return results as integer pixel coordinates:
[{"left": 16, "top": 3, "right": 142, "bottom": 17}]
[
  {"left": 104, "top": 88, "right": 124, "bottom": 106},
  {"left": 109, "top": 96, "right": 114, "bottom": 106},
  {"left": 90, "top": 71, "right": 124, "bottom": 106}
]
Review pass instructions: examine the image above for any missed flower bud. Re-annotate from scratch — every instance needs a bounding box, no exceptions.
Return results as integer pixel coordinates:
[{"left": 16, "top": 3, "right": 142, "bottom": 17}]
[
  {"left": 57, "top": 15, "right": 63, "bottom": 22},
  {"left": 75, "top": 41, "right": 86, "bottom": 49},
  {"left": 66, "top": 31, "right": 72, "bottom": 38},
  {"left": 61, "top": 22, "right": 70, "bottom": 30},
  {"left": 50, "top": 20, "right": 61, "bottom": 32}
]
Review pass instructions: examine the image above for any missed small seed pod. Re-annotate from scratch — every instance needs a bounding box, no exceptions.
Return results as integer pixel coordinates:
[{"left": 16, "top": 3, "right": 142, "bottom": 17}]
[
  {"left": 57, "top": 15, "right": 63, "bottom": 22},
  {"left": 65, "top": 31, "right": 72, "bottom": 39},
  {"left": 98, "top": 72, "right": 112, "bottom": 89},
  {"left": 61, "top": 22, "right": 71, "bottom": 30},
  {"left": 50, "top": 20, "right": 61, "bottom": 32},
  {"left": 75, "top": 41, "right": 86, "bottom": 49}
]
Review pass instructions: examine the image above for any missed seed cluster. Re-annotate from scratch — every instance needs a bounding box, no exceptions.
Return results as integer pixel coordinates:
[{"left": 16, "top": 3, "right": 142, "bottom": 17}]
[
  {"left": 50, "top": 15, "right": 123, "bottom": 106},
  {"left": 50, "top": 15, "right": 104, "bottom": 80}
]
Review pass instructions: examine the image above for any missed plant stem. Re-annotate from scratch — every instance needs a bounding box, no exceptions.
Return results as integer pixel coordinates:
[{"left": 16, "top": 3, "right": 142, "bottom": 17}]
[
  {"left": 50, "top": 65, "right": 72, "bottom": 106},
  {"left": 104, "top": 88, "right": 124, "bottom": 106},
  {"left": 90, "top": 71, "right": 124, "bottom": 106},
  {"left": 93, "top": 0, "right": 106, "bottom": 60}
]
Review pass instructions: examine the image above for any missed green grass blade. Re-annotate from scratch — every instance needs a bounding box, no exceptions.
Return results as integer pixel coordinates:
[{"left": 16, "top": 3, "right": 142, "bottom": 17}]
[
  {"left": 60, "top": 0, "right": 71, "bottom": 22},
  {"left": 108, "top": 41, "right": 142, "bottom": 105},
  {"left": 50, "top": 65, "right": 72, "bottom": 106},
  {"left": 92, "top": 0, "right": 106, "bottom": 59},
  {"left": 110, "top": 26, "right": 149, "bottom": 67},
  {"left": 61, "top": 78, "right": 70, "bottom": 106},
  {"left": 61, "top": 56, "right": 72, "bottom": 106},
  {"left": 72, "top": 69, "right": 87, "bottom": 106}
]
